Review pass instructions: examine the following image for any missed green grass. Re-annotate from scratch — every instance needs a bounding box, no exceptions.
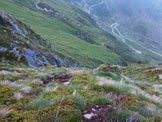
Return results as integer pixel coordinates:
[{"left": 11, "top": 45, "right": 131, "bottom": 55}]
[
  {"left": 121, "top": 64, "right": 162, "bottom": 83},
  {"left": 70, "top": 93, "right": 87, "bottom": 110},
  {"left": 1, "top": 0, "right": 162, "bottom": 67},
  {"left": 30, "top": 97, "right": 50, "bottom": 110},
  {"left": 92, "top": 84, "right": 132, "bottom": 95},
  {"left": 90, "top": 95, "right": 112, "bottom": 105},
  {"left": 108, "top": 109, "right": 131, "bottom": 122},
  {"left": 0, "top": 64, "right": 162, "bottom": 121},
  {"left": 126, "top": 39, "right": 162, "bottom": 61},
  {"left": 0, "top": 0, "right": 120, "bottom": 67}
]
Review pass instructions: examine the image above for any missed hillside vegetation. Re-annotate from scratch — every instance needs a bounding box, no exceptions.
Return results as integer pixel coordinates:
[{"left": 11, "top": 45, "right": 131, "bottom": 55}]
[
  {"left": 0, "top": 0, "right": 162, "bottom": 68},
  {"left": 67, "top": 0, "right": 162, "bottom": 61},
  {"left": 0, "top": 62, "right": 162, "bottom": 121},
  {"left": 0, "top": 0, "right": 119, "bottom": 67},
  {"left": 0, "top": 0, "right": 162, "bottom": 121}
]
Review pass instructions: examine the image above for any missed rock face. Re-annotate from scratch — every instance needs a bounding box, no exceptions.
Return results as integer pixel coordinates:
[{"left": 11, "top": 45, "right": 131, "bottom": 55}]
[{"left": 0, "top": 11, "right": 78, "bottom": 67}]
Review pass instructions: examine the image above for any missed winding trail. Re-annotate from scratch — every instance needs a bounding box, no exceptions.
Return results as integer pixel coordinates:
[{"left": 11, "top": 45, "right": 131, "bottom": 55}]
[
  {"left": 111, "top": 23, "right": 142, "bottom": 54},
  {"left": 82, "top": 0, "right": 104, "bottom": 14},
  {"left": 111, "top": 23, "right": 162, "bottom": 57},
  {"left": 73, "top": 0, "right": 162, "bottom": 58}
]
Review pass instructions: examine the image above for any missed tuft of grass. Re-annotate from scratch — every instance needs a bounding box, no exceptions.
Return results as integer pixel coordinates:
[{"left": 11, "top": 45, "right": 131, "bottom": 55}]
[
  {"left": 95, "top": 71, "right": 121, "bottom": 81},
  {"left": 63, "top": 84, "right": 84, "bottom": 90},
  {"left": 108, "top": 109, "right": 131, "bottom": 122},
  {"left": 138, "top": 95, "right": 162, "bottom": 109},
  {"left": 90, "top": 95, "right": 112, "bottom": 105},
  {"left": 70, "top": 93, "right": 87, "bottom": 111},
  {"left": 30, "top": 97, "right": 50, "bottom": 110},
  {"left": 137, "top": 105, "right": 152, "bottom": 118},
  {"left": 91, "top": 84, "right": 131, "bottom": 95},
  {"left": 71, "top": 73, "right": 97, "bottom": 85}
]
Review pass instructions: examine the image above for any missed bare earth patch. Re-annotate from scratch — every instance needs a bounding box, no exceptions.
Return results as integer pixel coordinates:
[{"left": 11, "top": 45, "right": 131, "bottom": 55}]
[{"left": 42, "top": 74, "right": 72, "bottom": 85}]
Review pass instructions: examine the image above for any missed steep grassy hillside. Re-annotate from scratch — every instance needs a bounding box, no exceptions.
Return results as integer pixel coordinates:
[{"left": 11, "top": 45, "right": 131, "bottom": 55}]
[
  {"left": 0, "top": 0, "right": 121, "bottom": 67},
  {"left": 0, "top": 1, "right": 162, "bottom": 121},
  {"left": 67, "top": 0, "right": 162, "bottom": 60},
  {"left": 1, "top": 0, "right": 161, "bottom": 68},
  {"left": 0, "top": 62, "right": 162, "bottom": 121},
  {"left": 0, "top": 10, "right": 72, "bottom": 67}
]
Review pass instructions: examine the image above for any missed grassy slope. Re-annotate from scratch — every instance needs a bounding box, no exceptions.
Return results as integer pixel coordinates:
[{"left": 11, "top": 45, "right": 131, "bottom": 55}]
[
  {"left": 0, "top": 0, "right": 121, "bottom": 67},
  {"left": 55, "top": 0, "right": 162, "bottom": 63},
  {"left": 1, "top": 0, "right": 162, "bottom": 68},
  {"left": 0, "top": 62, "right": 162, "bottom": 121}
]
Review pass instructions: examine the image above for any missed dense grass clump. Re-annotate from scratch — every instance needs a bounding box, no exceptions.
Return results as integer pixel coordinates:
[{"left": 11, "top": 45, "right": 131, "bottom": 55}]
[
  {"left": 108, "top": 109, "right": 131, "bottom": 122},
  {"left": 30, "top": 97, "right": 50, "bottom": 110}
]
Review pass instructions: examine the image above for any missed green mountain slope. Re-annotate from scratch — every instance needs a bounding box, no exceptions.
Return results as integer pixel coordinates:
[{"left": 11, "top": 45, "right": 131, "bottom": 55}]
[
  {"left": 1, "top": 0, "right": 162, "bottom": 68},
  {"left": 0, "top": 1, "right": 162, "bottom": 121},
  {"left": 67, "top": 0, "right": 162, "bottom": 63},
  {"left": 0, "top": 0, "right": 120, "bottom": 67}
]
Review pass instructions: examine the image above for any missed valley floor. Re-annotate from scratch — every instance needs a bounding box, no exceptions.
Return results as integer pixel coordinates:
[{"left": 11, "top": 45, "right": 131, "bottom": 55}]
[{"left": 0, "top": 63, "right": 162, "bottom": 122}]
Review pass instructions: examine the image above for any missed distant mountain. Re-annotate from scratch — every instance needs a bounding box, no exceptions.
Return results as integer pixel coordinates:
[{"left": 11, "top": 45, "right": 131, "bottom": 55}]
[
  {"left": 102, "top": 0, "right": 162, "bottom": 52},
  {"left": 67, "top": 0, "right": 162, "bottom": 62}
]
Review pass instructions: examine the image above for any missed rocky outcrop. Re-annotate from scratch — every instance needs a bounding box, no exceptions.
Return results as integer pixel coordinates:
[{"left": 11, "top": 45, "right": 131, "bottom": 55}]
[
  {"left": 0, "top": 11, "right": 78, "bottom": 67},
  {"left": 35, "top": 2, "right": 59, "bottom": 16}
]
